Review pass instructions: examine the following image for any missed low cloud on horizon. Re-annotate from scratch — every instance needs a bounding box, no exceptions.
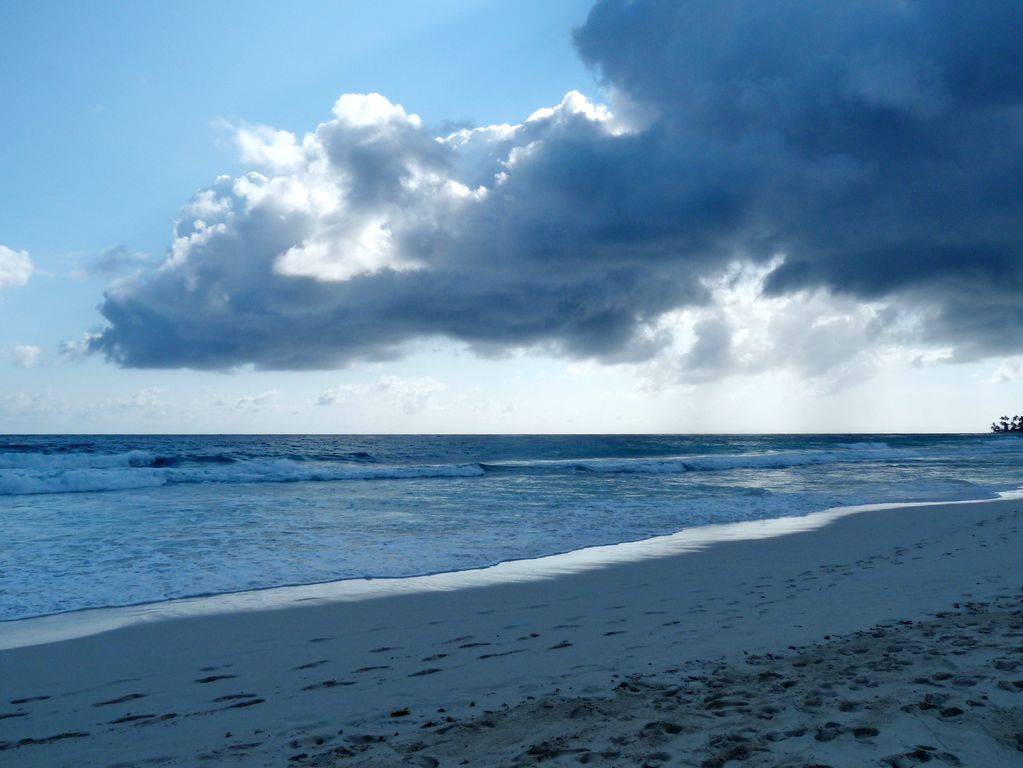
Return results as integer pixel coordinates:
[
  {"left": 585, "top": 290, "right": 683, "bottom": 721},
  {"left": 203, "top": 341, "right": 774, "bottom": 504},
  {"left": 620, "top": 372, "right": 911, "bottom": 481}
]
[{"left": 88, "top": 0, "right": 1023, "bottom": 383}]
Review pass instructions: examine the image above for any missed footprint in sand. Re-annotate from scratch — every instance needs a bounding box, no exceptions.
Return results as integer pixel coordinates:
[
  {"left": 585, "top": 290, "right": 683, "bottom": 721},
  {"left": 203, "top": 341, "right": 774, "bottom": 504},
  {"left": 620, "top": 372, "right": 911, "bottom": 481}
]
[
  {"left": 195, "top": 675, "right": 237, "bottom": 684},
  {"left": 223, "top": 698, "right": 265, "bottom": 709},
  {"left": 292, "top": 660, "right": 330, "bottom": 670},
  {"left": 9, "top": 695, "right": 50, "bottom": 705},
  {"left": 0, "top": 731, "right": 90, "bottom": 749},
  {"left": 93, "top": 693, "right": 147, "bottom": 707},
  {"left": 302, "top": 679, "right": 355, "bottom": 690},
  {"left": 479, "top": 649, "right": 526, "bottom": 660},
  {"left": 109, "top": 713, "right": 158, "bottom": 724}
]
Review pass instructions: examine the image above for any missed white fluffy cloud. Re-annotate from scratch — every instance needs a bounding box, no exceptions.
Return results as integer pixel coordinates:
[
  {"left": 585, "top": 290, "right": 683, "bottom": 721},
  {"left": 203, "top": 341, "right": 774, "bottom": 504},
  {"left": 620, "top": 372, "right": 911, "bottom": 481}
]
[
  {"left": 375, "top": 375, "right": 446, "bottom": 414},
  {"left": 93, "top": 90, "right": 665, "bottom": 370},
  {"left": 11, "top": 344, "right": 41, "bottom": 369},
  {"left": 231, "top": 390, "right": 280, "bottom": 410},
  {"left": 317, "top": 375, "right": 446, "bottom": 414},
  {"left": 637, "top": 261, "right": 913, "bottom": 392},
  {"left": 0, "top": 245, "right": 33, "bottom": 290},
  {"left": 988, "top": 358, "right": 1023, "bottom": 384}
]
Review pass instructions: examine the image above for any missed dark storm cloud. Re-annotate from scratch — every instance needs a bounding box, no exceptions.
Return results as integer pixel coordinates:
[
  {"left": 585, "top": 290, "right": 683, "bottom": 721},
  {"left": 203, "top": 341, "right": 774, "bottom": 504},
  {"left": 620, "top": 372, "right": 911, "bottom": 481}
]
[
  {"left": 577, "top": 0, "right": 1023, "bottom": 360},
  {"left": 91, "top": 1, "right": 1023, "bottom": 370}
]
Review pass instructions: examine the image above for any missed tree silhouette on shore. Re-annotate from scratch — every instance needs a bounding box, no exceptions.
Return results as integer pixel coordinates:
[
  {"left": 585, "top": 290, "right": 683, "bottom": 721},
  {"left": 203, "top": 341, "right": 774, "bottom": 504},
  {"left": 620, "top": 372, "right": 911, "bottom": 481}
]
[{"left": 991, "top": 415, "right": 1023, "bottom": 432}]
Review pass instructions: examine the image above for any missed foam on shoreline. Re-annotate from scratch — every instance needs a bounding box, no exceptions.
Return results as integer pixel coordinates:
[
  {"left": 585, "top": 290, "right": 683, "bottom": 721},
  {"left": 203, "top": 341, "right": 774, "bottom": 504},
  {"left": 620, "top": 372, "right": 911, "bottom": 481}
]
[{"left": 3, "top": 490, "right": 1020, "bottom": 651}]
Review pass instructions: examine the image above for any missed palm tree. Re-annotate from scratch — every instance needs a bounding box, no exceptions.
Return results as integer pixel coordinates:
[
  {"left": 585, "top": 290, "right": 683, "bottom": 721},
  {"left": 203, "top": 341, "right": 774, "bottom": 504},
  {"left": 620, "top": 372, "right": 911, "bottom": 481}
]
[{"left": 991, "top": 415, "right": 1023, "bottom": 433}]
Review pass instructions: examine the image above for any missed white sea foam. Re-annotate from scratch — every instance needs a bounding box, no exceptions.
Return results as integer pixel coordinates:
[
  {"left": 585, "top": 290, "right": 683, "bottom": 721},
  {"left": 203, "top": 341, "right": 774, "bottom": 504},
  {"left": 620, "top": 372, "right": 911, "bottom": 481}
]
[
  {"left": 0, "top": 444, "right": 920, "bottom": 495},
  {"left": 581, "top": 448, "right": 919, "bottom": 473},
  {"left": 0, "top": 458, "right": 485, "bottom": 496},
  {"left": 0, "top": 450, "right": 158, "bottom": 469},
  {"left": 2, "top": 434, "right": 1020, "bottom": 626},
  {"left": 0, "top": 468, "right": 168, "bottom": 495},
  {"left": 485, "top": 447, "right": 919, "bottom": 475},
  {"left": 3, "top": 491, "right": 1020, "bottom": 651}
]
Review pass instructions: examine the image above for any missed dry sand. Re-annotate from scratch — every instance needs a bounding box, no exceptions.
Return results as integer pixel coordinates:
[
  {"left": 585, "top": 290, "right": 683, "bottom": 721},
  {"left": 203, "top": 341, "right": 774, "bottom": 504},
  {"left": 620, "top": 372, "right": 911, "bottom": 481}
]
[{"left": 1, "top": 497, "right": 1021, "bottom": 766}]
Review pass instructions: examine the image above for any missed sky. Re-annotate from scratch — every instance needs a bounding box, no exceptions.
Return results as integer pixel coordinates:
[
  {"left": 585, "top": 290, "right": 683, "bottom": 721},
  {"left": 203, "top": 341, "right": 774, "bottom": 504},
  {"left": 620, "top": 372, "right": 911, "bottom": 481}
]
[{"left": 2, "top": 0, "right": 1022, "bottom": 434}]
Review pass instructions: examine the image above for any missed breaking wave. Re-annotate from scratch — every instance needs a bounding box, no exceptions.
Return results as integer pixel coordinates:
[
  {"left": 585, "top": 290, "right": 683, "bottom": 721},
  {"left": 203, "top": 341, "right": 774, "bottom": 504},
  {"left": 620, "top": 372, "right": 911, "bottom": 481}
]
[
  {"left": 0, "top": 453, "right": 484, "bottom": 496},
  {"left": 0, "top": 440, "right": 986, "bottom": 496}
]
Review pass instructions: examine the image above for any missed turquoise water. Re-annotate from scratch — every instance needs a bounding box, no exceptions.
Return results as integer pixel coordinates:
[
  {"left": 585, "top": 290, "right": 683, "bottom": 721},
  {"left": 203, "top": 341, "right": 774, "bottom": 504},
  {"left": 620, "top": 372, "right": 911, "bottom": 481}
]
[{"left": 1, "top": 434, "right": 1020, "bottom": 621}]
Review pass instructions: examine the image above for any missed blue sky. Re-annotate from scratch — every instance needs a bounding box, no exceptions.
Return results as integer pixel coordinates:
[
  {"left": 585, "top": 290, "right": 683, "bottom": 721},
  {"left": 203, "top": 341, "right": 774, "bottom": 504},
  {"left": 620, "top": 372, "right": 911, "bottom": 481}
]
[
  {"left": 2, "top": 0, "right": 1021, "bottom": 433},
  {"left": 0, "top": 0, "right": 595, "bottom": 256}
]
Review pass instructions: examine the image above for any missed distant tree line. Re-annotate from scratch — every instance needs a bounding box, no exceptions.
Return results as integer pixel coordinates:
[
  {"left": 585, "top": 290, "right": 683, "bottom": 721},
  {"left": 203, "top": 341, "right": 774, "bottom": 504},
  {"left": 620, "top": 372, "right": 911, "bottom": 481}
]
[{"left": 991, "top": 415, "right": 1023, "bottom": 433}]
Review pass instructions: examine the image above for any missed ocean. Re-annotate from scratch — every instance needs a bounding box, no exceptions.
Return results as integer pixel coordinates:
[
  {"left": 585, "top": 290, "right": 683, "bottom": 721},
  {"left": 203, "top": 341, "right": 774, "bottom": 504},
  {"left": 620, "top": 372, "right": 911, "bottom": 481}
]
[{"left": 1, "top": 434, "right": 1021, "bottom": 623}]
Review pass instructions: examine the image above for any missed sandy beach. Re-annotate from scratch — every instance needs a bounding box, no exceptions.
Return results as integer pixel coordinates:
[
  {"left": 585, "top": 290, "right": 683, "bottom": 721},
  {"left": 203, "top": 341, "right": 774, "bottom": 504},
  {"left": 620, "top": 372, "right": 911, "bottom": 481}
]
[{"left": 1, "top": 497, "right": 1021, "bottom": 767}]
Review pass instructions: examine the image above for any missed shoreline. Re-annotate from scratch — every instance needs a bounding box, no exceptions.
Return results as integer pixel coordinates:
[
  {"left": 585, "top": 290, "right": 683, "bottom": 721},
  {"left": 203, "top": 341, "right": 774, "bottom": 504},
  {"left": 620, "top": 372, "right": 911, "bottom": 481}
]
[
  {"left": 1, "top": 495, "right": 1021, "bottom": 765},
  {"left": 2, "top": 490, "right": 1019, "bottom": 652}
]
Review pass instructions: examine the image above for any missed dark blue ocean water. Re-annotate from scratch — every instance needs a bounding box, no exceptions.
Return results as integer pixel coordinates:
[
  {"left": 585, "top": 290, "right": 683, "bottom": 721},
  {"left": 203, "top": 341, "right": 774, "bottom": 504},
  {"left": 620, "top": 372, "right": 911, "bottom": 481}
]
[{"left": 1, "top": 434, "right": 1021, "bottom": 621}]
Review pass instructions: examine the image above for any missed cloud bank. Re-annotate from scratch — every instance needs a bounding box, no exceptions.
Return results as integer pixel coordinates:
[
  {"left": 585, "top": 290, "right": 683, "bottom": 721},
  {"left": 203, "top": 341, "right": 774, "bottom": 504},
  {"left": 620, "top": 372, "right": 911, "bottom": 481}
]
[{"left": 91, "top": 0, "right": 1023, "bottom": 373}]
